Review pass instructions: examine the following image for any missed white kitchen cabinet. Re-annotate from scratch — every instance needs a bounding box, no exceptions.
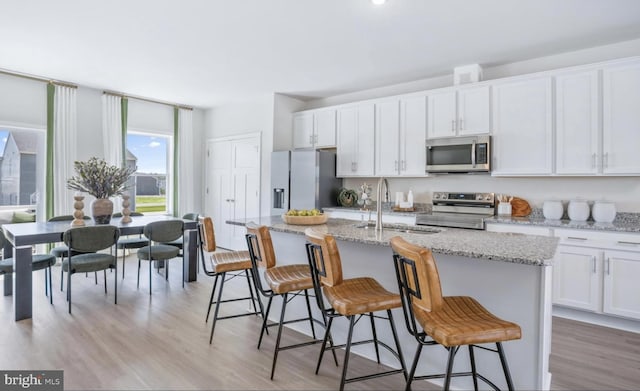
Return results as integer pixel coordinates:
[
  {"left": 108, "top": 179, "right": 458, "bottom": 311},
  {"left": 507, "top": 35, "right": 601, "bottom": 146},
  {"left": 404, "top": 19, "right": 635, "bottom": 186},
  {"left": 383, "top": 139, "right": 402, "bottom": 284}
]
[
  {"left": 553, "top": 245, "right": 601, "bottom": 312},
  {"left": 427, "top": 85, "right": 490, "bottom": 139},
  {"left": 602, "top": 60, "right": 640, "bottom": 174},
  {"left": 375, "top": 96, "right": 427, "bottom": 176},
  {"left": 492, "top": 76, "right": 553, "bottom": 175},
  {"left": 555, "top": 70, "right": 600, "bottom": 175},
  {"left": 293, "top": 109, "right": 337, "bottom": 149},
  {"left": 336, "top": 103, "right": 375, "bottom": 177},
  {"left": 602, "top": 250, "right": 640, "bottom": 320}
]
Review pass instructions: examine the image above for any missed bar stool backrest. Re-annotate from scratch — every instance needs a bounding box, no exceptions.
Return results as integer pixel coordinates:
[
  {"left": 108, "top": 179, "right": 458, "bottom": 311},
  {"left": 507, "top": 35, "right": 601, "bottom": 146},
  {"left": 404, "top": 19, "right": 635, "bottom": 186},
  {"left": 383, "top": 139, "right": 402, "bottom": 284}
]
[
  {"left": 199, "top": 216, "right": 216, "bottom": 252},
  {"left": 390, "top": 236, "right": 444, "bottom": 313},
  {"left": 245, "top": 223, "right": 276, "bottom": 269},
  {"left": 304, "top": 228, "right": 343, "bottom": 287}
]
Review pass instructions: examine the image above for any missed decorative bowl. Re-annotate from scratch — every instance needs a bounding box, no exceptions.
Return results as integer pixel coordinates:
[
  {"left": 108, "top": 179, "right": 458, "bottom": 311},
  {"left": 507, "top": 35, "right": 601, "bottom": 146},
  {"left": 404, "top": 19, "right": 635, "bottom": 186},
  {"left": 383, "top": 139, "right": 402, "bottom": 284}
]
[{"left": 281, "top": 214, "right": 328, "bottom": 225}]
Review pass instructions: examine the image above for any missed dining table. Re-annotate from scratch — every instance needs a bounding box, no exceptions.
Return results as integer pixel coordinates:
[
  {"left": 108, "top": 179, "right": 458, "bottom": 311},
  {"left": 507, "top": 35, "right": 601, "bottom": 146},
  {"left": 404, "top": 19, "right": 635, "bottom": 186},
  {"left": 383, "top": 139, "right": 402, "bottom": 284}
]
[{"left": 2, "top": 215, "right": 198, "bottom": 321}]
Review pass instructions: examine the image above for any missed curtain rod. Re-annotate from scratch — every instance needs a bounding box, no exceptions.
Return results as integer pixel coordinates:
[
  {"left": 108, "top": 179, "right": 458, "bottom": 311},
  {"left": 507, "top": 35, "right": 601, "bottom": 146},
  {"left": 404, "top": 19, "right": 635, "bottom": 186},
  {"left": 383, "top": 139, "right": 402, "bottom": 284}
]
[
  {"left": 0, "top": 68, "right": 77, "bottom": 89},
  {"left": 103, "top": 90, "right": 193, "bottom": 111}
]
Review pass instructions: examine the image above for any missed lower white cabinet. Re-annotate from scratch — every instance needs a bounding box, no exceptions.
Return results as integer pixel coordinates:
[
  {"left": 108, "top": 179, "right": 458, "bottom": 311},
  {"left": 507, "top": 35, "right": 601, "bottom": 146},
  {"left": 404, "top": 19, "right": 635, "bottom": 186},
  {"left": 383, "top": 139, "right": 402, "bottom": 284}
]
[
  {"left": 602, "top": 250, "right": 640, "bottom": 319},
  {"left": 552, "top": 245, "right": 601, "bottom": 312}
]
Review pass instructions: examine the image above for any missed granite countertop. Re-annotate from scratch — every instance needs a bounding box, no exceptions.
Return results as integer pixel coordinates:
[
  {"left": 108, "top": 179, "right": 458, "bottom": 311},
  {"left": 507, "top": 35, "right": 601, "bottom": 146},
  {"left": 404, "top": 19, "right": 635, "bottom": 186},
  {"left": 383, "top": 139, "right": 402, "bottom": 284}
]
[
  {"left": 487, "top": 210, "right": 640, "bottom": 233},
  {"left": 228, "top": 216, "right": 558, "bottom": 266}
]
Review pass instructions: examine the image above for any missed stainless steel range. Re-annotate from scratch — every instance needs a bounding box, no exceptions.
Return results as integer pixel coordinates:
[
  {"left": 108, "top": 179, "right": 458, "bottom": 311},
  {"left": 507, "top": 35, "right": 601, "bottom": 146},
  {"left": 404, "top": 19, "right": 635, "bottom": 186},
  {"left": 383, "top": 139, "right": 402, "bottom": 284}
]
[{"left": 416, "top": 192, "right": 495, "bottom": 230}]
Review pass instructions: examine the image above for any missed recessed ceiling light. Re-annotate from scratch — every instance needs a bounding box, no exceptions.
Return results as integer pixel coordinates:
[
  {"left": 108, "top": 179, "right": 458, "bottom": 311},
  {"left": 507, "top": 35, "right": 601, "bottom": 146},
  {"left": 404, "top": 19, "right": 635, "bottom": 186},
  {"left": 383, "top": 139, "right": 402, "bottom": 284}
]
[{"left": 371, "top": 0, "right": 387, "bottom": 5}]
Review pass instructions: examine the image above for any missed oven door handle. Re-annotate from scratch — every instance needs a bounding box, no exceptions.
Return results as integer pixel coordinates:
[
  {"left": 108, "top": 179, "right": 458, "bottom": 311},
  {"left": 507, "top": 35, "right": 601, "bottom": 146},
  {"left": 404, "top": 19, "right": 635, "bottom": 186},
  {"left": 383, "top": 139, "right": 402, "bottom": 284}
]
[{"left": 471, "top": 139, "right": 476, "bottom": 168}]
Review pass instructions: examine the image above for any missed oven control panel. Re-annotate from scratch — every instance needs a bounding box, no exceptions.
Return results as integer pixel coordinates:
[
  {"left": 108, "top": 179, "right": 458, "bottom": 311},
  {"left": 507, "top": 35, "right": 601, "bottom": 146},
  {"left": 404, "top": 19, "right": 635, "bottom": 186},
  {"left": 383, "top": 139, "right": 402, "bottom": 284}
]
[{"left": 432, "top": 192, "right": 495, "bottom": 205}]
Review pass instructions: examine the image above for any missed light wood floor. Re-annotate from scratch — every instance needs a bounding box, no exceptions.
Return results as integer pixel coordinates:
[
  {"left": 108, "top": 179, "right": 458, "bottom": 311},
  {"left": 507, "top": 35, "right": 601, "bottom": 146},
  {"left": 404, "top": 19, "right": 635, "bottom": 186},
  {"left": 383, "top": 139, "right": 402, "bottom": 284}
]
[{"left": 1, "top": 256, "right": 639, "bottom": 390}]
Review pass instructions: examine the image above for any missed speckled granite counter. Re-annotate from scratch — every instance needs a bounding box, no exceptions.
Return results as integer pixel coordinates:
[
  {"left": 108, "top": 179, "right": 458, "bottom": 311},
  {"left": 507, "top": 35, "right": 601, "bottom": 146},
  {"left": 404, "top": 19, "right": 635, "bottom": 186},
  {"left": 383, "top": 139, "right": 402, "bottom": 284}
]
[
  {"left": 228, "top": 216, "right": 558, "bottom": 266},
  {"left": 488, "top": 211, "right": 640, "bottom": 233}
]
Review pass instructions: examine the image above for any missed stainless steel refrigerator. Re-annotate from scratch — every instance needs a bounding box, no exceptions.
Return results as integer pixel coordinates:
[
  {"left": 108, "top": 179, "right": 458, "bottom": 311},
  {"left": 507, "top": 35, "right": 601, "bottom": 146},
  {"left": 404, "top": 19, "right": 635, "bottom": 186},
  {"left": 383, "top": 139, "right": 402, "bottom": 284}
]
[{"left": 271, "top": 150, "right": 343, "bottom": 215}]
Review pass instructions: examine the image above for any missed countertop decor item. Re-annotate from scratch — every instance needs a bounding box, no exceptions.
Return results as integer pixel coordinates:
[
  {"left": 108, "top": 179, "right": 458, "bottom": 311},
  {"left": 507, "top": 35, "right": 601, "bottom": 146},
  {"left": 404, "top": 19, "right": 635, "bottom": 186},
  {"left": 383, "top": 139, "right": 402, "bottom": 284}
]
[
  {"left": 543, "top": 200, "right": 564, "bottom": 220},
  {"left": 592, "top": 201, "right": 616, "bottom": 223},
  {"left": 337, "top": 188, "right": 358, "bottom": 207},
  {"left": 510, "top": 197, "right": 532, "bottom": 217},
  {"left": 121, "top": 194, "right": 132, "bottom": 223},
  {"left": 71, "top": 193, "right": 86, "bottom": 226},
  {"left": 67, "top": 157, "right": 136, "bottom": 224},
  {"left": 568, "top": 199, "right": 590, "bottom": 222},
  {"left": 281, "top": 214, "right": 328, "bottom": 225}
]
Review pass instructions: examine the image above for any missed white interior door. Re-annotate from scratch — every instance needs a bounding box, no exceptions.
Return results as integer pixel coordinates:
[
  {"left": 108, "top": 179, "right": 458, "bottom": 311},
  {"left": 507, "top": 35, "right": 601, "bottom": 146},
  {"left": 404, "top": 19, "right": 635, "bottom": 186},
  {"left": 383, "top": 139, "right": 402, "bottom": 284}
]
[{"left": 206, "top": 134, "right": 260, "bottom": 250}]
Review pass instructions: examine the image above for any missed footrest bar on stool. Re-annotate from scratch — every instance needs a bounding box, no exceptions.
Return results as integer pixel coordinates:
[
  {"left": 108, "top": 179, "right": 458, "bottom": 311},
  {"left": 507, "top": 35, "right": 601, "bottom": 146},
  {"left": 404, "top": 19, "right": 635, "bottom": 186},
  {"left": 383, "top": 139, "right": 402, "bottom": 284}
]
[{"left": 344, "top": 368, "right": 406, "bottom": 384}]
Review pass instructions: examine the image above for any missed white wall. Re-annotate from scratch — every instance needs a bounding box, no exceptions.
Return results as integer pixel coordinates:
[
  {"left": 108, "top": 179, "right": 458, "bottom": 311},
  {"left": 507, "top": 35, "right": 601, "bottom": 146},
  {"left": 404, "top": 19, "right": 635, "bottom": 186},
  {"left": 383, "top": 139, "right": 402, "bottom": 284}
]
[
  {"left": 305, "top": 38, "right": 640, "bottom": 213},
  {"left": 273, "top": 93, "right": 305, "bottom": 151},
  {"left": 204, "top": 95, "right": 274, "bottom": 216}
]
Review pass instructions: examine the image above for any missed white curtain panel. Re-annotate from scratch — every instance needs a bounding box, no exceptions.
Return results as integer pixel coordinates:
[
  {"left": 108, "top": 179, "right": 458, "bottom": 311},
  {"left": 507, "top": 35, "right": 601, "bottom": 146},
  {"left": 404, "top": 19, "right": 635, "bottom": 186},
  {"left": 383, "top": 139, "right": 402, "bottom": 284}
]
[
  {"left": 53, "top": 85, "right": 77, "bottom": 216},
  {"left": 178, "top": 108, "right": 195, "bottom": 215},
  {"left": 102, "top": 94, "right": 123, "bottom": 211}
]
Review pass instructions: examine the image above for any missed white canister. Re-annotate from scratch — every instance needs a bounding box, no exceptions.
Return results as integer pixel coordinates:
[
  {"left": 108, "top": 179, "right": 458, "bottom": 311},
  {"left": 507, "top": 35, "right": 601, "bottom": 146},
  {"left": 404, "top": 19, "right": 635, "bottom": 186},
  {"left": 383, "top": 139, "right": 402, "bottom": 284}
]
[
  {"left": 568, "top": 199, "right": 590, "bottom": 222},
  {"left": 497, "top": 202, "right": 512, "bottom": 216},
  {"left": 542, "top": 200, "right": 564, "bottom": 220},
  {"left": 592, "top": 201, "right": 616, "bottom": 223}
]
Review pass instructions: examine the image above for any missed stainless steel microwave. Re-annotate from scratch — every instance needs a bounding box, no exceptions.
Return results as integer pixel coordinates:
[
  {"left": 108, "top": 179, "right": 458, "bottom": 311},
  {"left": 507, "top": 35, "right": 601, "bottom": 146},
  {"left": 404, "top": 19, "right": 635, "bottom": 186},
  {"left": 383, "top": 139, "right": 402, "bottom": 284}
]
[{"left": 425, "top": 135, "right": 491, "bottom": 173}]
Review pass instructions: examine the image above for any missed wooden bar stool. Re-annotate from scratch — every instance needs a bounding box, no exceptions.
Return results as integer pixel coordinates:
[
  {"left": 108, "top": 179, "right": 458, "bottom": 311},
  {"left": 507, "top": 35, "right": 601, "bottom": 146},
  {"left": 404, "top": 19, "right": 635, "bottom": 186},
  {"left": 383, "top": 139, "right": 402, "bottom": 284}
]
[
  {"left": 245, "top": 223, "right": 328, "bottom": 380},
  {"left": 198, "top": 216, "right": 264, "bottom": 343},
  {"left": 390, "top": 236, "right": 522, "bottom": 391},
  {"left": 305, "top": 228, "right": 408, "bottom": 391}
]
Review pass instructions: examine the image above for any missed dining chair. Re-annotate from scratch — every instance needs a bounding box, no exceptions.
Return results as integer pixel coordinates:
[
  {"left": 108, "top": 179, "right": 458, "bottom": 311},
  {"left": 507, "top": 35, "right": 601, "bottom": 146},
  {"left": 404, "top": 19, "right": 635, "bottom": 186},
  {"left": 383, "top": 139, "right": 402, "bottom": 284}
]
[
  {"left": 198, "top": 216, "right": 264, "bottom": 343},
  {"left": 112, "top": 211, "right": 145, "bottom": 279},
  {"left": 245, "top": 223, "right": 326, "bottom": 380},
  {"left": 48, "top": 214, "right": 92, "bottom": 290},
  {"left": 136, "top": 220, "right": 184, "bottom": 295},
  {"left": 0, "top": 231, "right": 57, "bottom": 304},
  {"left": 62, "top": 225, "right": 120, "bottom": 314},
  {"left": 305, "top": 228, "right": 408, "bottom": 391},
  {"left": 390, "top": 236, "right": 521, "bottom": 391}
]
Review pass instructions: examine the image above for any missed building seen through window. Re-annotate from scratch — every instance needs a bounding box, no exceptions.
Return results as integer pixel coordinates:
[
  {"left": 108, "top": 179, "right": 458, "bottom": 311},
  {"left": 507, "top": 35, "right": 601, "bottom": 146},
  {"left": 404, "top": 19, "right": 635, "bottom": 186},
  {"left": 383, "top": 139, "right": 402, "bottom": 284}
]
[
  {"left": 126, "top": 132, "right": 169, "bottom": 214},
  {"left": 0, "top": 127, "right": 45, "bottom": 210}
]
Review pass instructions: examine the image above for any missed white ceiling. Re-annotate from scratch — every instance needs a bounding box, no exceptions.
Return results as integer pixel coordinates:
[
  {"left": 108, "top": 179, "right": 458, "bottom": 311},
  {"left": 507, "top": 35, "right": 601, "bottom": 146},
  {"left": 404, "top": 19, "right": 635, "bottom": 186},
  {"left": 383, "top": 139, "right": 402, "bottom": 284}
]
[{"left": 2, "top": 0, "right": 640, "bottom": 109}]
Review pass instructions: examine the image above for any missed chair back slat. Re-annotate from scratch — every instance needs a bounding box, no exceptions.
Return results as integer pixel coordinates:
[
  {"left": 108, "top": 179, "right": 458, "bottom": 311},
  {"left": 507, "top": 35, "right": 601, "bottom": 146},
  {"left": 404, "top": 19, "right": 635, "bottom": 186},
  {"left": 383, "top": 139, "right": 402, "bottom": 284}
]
[
  {"left": 63, "top": 225, "right": 120, "bottom": 253},
  {"left": 303, "top": 228, "right": 343, "bottom": 287},
  {"left": 198, "top": 217, "right": 216, "bottom": 252},
  {"left": 143, "top": 220, "right": 184, "bottom": 242},
  {"left": 245, "top": 223, "right": 276, "bottom": 269}
]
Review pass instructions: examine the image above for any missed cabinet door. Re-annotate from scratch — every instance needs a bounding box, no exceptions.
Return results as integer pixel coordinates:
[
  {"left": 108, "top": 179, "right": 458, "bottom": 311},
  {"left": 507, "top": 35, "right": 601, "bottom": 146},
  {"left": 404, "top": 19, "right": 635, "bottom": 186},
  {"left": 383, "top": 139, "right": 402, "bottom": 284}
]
[
  {"left": 375, "top": 100, "right": 401, "bottom": 176},
  {"left": 400, "top": 95, "right": 427, "bottom": 176},
  {"left": 492, "top": 77, "right": 553, "bottom": 175},
  {"left": 552, "top": 245, "right": 601, "bottom": 312},
  {"left": 458, "top": 85, "right": 490, "bottom": 136},
  {"left": 293, "top": 113, "right": 314, "bottom": 149},
  {"left": 427, "top": 90, "right": 456, "bottom": 139},
  {"left": 336, "top": 107, "right": 358, "bottom": 176},
  {"left": 354, "top": 103, "right": 375, "bottom": 176},
  {"left": 602, "top": 61, "right": 640, "bottom": 174},
  {"left": 603, "top": 250, "right": 640, "bottom": 320},
  {"left": 555, "top": 71, "right": 599, "bottom": 175},
  {"left": 314, "top": 109, "right": 336, "bottom": 148}
]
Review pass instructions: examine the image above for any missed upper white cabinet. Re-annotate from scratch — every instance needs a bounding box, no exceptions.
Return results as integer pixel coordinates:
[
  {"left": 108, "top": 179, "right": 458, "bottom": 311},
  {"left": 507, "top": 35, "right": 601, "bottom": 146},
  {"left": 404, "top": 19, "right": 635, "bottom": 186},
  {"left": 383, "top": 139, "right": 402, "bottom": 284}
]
[
  {"left": 336, "top": 103, "right": 375, "bottom": 177},
  {"left": 555, "top": 70, "right": 600, "bottom": 175},
  {"left": 375, "top": 96, "right": 427, "bottom": 176},
  {"left": 293, "top": 109, "right": 336, "bottom": 149},
  {"left": 427, "top": 85, "right": 490, "bottom": 139},
  {"left": 492, "top": 76, "right": 553, "bottom": 175},
  {"left": 602, "top": 61, "right": 640, "bottom": 174}
]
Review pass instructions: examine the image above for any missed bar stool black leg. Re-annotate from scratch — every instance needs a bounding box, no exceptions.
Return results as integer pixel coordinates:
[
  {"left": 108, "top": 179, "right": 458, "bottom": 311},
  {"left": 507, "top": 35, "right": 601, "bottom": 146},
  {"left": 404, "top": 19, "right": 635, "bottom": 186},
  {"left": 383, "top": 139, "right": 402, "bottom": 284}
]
[
  {"left": 205, "top": 274, "right": 220, "bottom": 322},
  {"left": 387, "top": 309, "right": 408, "bottom": 380},
  {"left": 270, "top": 293, "right": 288, "bottom": 380},
  {"left": 469, "top": 345, "right": 479, "bottom": 391},
  {"left": 405, "top": 342, "right": 422, "bottom": 391},
  {"left": 443, "top": 346, "right": 457, "bottom": 391},
  {"left": 316, "top": 315, "right": 335, "bottom": 374},
  {"left": 497, "top": 342, "right": 515, "bottom": 391},
  {"left": 258, "top": 296, "right": 274, "bottom": 349},
  {"left": 209, "top": 273, "right": 227, "bottom": 344},
  {"left": 303, "top": 289, "right": 317, "bottom": 339},
  {"left": 369, "top": 312, "right": 381, "bottom": 363},
  {"left": 339, "top": 315, "right": 356, "bottom": 391}
]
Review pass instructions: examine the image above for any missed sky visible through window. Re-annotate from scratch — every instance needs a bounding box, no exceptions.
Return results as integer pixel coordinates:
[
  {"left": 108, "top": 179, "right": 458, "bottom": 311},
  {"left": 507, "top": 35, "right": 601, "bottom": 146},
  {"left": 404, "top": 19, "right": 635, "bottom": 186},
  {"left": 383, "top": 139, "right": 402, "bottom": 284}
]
[
  {"left": 127, "top": 133, "right": 167, "bottom": 174},
  {"left": 0, "top": 130, "right": 8, "bottom": 154}
]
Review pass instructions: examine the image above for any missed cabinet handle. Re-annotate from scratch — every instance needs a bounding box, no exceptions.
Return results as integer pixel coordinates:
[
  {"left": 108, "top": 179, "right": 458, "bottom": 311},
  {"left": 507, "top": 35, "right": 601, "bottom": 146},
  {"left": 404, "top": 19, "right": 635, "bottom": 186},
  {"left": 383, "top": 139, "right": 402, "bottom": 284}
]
[
  {"left": 605, "top": 258, "right": 611, "bottom": 275},
  {"left": 591, "top": 256, "right": 596, "bottom": 274},
  {"left": 314, "top": 134, "right": 318, "bottom": 144},
  {"left": 604, "top": 152, "right": 609, "bottom": 168},
  {"left": 617, "top": 241, "right": 640, "bottom": 246},
  {"left": 402, "top": 160, "right": 406, "bottom": 170},
  {"left": 451, "top": 119, "right": 456, "bottom": 132},
  {"left": 354, "top": 162, "right": 358, "bottom": 171},
  {"left": 351, "top": 162, "right": 355, "bottom": 172},
  {"left": 394, "top": 160, "right": 398, "bottom": 170},
  {"left": 592, "top": 153, "right": 596, "bottom": 169},
  {"left": 567, "top": 236, "right": 588, "bottom": 241},
  {"left": 459, "top": 117, "right": 464, "bottom": 130},
  {"left": 309, "top": 135, "right": 314, "bottom": 145}
]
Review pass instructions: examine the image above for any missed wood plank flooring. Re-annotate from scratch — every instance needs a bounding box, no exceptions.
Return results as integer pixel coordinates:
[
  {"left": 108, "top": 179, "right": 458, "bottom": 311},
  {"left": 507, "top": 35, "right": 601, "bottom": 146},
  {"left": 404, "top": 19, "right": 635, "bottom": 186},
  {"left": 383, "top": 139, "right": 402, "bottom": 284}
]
[{"left": 1, "top": 255, "right": 639, "bottom": 390}]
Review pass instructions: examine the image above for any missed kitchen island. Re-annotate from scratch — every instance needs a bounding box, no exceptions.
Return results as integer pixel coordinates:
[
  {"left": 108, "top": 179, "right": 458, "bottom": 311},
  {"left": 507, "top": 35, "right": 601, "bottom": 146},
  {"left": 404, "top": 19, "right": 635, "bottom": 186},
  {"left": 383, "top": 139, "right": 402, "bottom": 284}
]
[{"left": 228, "top": 216, "right": 559, "bottom": 390}]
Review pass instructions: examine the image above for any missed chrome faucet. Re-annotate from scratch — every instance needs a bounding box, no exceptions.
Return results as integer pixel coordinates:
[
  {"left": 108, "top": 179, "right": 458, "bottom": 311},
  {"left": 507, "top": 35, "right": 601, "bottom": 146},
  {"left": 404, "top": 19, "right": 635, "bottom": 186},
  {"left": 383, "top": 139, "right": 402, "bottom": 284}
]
[{"left": 376, "top": 177, "right": 390, "bottom": 231}]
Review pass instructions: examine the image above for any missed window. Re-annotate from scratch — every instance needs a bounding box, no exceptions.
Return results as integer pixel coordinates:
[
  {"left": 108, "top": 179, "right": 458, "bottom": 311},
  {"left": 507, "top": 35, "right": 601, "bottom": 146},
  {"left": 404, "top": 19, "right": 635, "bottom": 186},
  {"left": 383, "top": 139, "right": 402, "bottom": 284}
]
[
  {"left": 126, "top": 132, "right": 171, "bottom": 214},
  {"left": 0, "top": 126, "right": 45, "bottom": 213}
]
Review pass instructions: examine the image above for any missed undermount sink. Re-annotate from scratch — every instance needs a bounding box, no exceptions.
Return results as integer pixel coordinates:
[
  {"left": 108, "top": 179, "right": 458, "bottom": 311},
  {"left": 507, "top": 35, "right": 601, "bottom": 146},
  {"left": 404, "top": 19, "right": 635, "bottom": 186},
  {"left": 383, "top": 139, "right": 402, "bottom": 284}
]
[{"left": 354, "top": 223, "right": 441, "bottom": 235}]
